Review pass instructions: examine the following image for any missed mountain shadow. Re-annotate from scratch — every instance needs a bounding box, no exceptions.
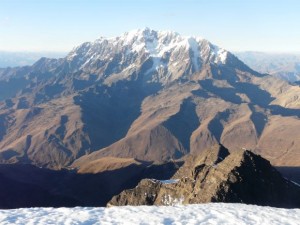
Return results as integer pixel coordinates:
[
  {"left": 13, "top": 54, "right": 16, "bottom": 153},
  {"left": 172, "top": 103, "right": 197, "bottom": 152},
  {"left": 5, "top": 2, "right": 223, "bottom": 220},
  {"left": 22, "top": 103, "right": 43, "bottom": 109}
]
[
  {"left": 0, "top": 78, "right": 29, "bottom": 101},
  {"left": 55, "top": 115, "right": 68, "bottom": 139},
  {"left": 0, "top": 161, "right": 182, "bottom": 208},
  {"left": 199, "top": 79, "right": 242, "bottom": 104},
  {"left": 208, "top": 110, "right": 231, "bottom": 143},
  {"left": 230, "top": 82, "right": 274, "bottom": 107},
  {"left": 269, "top": 105, "right": 300, "bottom": 118},
  {"left": 163, "top": 99, "right": 200, "bottom": 151},
  {"left": 74, "top": 80, "right": 161, "bottom": 152},
  {"left": 0, "top": 114, "right": 7, "bottom": 141},
  {"left": 249, "top": 104, "right": 267, "bottom": 138},
  {"left": 276, "top": 167, "right": 300, "bottom": 184}
]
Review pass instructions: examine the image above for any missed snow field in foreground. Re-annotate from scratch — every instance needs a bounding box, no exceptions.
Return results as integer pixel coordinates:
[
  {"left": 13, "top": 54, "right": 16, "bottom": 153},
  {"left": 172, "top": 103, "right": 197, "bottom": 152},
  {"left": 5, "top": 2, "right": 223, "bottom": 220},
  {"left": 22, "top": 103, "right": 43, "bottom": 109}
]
[{"left": 0, "top": 203, "right": 299, "bottom": 225}]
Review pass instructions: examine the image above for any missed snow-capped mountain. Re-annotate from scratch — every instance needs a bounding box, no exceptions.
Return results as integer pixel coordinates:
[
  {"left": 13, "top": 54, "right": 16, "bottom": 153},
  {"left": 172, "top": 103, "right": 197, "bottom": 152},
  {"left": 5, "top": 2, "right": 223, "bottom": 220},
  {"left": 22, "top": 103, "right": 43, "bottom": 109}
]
[
  {"left": 65, "top": 28, "right": 229, "bottom": 83},
  {"left": 0, "top": 28, "right": 299, "bottom": 170}
]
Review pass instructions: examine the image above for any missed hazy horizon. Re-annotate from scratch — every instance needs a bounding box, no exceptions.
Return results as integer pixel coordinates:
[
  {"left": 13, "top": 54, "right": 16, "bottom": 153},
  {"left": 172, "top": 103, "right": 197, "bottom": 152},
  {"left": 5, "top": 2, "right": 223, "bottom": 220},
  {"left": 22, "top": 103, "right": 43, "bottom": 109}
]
[
  {"left": 2, "top": 48, "right": 300, "bottom": 68},
  {"left": 2, "top": 48, "right": 300, "bottom": 55}
]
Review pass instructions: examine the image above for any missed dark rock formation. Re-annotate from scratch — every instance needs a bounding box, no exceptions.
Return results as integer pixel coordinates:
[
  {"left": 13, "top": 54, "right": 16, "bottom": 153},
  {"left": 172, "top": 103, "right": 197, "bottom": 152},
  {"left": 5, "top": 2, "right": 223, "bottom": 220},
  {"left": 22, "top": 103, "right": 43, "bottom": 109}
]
[{"left": 108, "top": 145, "right": 300, "bottom": 208}]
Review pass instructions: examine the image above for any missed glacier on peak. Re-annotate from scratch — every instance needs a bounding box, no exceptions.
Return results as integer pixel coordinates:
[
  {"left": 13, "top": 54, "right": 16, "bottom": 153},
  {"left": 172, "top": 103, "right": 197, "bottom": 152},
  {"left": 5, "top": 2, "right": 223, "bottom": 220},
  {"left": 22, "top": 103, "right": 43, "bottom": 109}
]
[
  {"left": 65, "top": 28, "right": 230, "bottom": 83},
  {"left": 68, "top": 28, "right": 227, "bottom": 61}
]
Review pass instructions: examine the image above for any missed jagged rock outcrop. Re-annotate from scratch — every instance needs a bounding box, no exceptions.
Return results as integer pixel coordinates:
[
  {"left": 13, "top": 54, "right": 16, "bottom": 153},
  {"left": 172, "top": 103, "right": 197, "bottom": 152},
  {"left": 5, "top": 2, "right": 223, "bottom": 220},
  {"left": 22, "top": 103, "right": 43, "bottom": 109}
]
[{"left": 108, "top": 145, "right": 300, "bottom": 208}]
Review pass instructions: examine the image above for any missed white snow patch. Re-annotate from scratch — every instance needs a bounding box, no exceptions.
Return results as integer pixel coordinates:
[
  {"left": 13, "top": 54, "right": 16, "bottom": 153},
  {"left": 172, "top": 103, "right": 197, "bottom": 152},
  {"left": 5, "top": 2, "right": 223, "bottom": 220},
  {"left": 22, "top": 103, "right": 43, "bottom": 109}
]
[
  {"left": 148, "top": 179, "right": 159, "bottom": 184},
  {"left": 65, "top": 28, "right": 231, "bottom": 78},
  {"left": 0, "top": 203, "right": 299, "bottom": 225},
  {"left": 188, "top": 37, "right": 201, "bottom": 71},
  {"left": 211, "top": 45, "right": 228, "bottom": 64},
  {"left": 159, "top": 179, "right": 179, "bottom": 184},
  {"left": 291, "top": 180, "right": 300, "bottom": 187},
  {"left": 162, "top": 194, "right": 184, "bottom": 206}
]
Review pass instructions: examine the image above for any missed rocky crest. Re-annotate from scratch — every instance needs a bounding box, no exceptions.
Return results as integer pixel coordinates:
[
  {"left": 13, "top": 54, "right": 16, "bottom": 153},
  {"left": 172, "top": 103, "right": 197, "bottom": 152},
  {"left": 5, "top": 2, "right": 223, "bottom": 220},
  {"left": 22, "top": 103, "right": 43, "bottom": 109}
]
[{"left": 108, "top": 145, "right": 300, "bottom": 208}]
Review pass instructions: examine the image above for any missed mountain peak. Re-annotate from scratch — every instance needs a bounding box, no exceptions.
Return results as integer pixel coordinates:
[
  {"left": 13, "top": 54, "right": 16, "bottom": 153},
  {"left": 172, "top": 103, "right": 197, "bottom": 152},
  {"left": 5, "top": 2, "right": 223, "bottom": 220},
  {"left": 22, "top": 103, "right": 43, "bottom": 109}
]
[
  {"left": 121, "top": 27, "right": 180, "bottom": 41},
  {"left": 65, "top": 28, "right": 231, "bottom": 83},
  {"left": 1, "top": 28, "right": 300, "bottom": 173}
]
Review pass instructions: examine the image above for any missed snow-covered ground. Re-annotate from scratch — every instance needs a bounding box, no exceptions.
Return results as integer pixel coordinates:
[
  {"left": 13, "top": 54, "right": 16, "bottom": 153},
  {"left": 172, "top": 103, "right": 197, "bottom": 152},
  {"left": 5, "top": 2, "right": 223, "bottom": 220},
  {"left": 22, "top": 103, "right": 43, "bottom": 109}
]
[{"left": 0, "top": 203, "right": 299, "bottom": 225}]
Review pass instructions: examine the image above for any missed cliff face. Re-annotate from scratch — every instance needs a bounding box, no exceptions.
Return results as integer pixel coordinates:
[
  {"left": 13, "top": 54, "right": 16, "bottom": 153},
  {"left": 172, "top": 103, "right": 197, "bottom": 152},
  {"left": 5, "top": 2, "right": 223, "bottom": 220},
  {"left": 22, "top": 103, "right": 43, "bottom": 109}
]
[{"left": 108, "top": 145, "right": 300, "bottom": 208}]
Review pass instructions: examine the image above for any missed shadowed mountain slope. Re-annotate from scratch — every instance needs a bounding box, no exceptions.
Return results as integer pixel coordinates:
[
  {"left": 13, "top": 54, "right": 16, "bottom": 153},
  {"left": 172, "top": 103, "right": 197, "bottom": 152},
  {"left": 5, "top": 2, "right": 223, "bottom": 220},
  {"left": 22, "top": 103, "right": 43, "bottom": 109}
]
[{"left": 0, "top": 28, "right": 299, "bottom": 169}]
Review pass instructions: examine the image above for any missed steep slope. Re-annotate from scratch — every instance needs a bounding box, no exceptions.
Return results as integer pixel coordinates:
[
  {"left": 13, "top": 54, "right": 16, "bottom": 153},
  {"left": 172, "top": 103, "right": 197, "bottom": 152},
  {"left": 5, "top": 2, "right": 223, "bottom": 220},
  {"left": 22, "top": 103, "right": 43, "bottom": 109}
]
[
  {"left": 0, "top": 28, "right": 299, "bottom": 169},
  {"left": 74, "top": 74, "right": 300, "bottom": 167},
  {"left": 108, "top": 145, "right": 300, "bottom": 208}
]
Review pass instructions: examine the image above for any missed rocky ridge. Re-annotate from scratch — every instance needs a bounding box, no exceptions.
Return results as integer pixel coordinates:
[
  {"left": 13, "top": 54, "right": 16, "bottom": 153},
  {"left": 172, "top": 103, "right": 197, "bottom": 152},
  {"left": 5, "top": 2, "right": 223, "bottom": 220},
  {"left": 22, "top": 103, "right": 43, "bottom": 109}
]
[{"left": 108, "top": 145, "right": 300, "bottom": 208}]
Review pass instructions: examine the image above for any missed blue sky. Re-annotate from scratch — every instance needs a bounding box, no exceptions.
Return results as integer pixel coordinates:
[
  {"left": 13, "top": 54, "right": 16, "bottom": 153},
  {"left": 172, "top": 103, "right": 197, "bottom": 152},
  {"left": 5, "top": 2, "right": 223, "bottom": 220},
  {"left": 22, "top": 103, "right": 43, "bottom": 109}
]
[{"left": 0, "top": 0, "right": 299, "bottom": 53}]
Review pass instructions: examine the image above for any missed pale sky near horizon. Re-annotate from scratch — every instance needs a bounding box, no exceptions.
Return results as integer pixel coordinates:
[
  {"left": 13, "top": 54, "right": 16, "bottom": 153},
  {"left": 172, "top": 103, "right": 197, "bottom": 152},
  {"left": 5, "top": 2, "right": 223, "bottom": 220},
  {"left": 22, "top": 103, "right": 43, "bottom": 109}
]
[{"left": 0, "top": 0, "right": 300, "bottom": 53}]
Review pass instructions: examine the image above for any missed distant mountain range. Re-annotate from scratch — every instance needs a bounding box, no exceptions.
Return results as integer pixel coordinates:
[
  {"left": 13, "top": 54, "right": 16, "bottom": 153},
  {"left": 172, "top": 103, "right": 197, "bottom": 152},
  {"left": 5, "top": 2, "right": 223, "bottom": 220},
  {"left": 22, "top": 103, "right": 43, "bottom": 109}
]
[
  {"left": 0, "top": 51, "right": 66, "bottom": 68},
  {"left": 235, "top": 51, "right": 300, "bottom": 82},
  {"left": 0, "top": 28, "right": 299, "bottom": 171}
]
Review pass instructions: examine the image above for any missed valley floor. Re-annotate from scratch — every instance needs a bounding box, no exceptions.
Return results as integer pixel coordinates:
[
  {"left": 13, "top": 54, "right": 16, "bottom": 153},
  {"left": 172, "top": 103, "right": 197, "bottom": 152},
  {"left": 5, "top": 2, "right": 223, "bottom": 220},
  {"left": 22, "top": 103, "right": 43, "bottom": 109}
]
[{"left": 0, "top": 203, "right": 299, "bottom": 225}]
